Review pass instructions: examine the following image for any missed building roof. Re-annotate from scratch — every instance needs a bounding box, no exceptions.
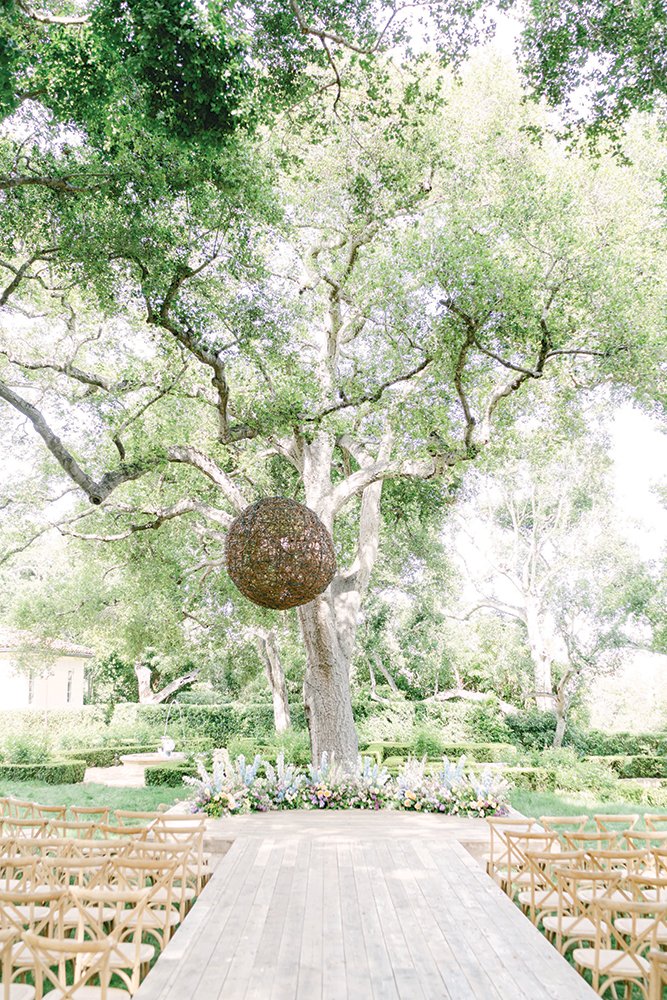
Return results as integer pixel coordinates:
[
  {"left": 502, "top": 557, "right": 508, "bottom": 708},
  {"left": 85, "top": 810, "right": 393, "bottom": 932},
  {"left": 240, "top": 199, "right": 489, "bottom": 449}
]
[{"left": 0, "top": 627, "right": 94, "bottom": 658}]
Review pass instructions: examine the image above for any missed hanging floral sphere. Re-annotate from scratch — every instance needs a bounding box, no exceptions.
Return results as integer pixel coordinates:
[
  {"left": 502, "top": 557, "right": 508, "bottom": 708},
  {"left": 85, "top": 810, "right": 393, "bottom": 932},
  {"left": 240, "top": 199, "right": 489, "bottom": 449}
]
[{"left": 225, "top": 497, "right": 337, "bottom": 610}]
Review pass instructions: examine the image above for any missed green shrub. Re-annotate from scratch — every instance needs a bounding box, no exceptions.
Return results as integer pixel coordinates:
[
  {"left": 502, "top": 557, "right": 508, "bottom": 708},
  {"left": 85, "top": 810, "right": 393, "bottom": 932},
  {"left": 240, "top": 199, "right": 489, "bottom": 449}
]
[
  {"left": 2, "top": 735, "right": 51, "bottom": 765},
  {"left": 59, "top": 746, "right": 157, "bottom": 768},
  {"left": 440, "top": 742, "right": 519, "bottom": 764},
  {"left": 588, "top": 755, "right": 667, "bottom": 779},
  {"left": 503, "top": 767, "right": 556, "bottom": 792},
  {"left": 540, "top": 748, "right": 619, "bottom": 800},
  {"left": 145, "top": 763, "right": 197, "bottom": 787},
  {"left": 0, "top": 760, "right": 86, "bottom": 784},
  {"left": 413, "top": 729, "right": 445, "bottom": 758},
  {"left": 505, "top": 710, "right": 559, "bottom": 749},
  {"left": 260, "top": 729, "right": 311, "bottom": 767},
  {"left": 583, "top": 731, "right": 667, "bottom": 757}
]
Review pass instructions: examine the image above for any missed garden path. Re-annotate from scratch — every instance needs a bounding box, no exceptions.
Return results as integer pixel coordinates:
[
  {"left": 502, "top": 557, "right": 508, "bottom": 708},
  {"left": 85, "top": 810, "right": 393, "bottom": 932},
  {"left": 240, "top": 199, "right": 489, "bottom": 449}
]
[{"left": 134, "top": 812, "right": 598, "bottom": 1000}]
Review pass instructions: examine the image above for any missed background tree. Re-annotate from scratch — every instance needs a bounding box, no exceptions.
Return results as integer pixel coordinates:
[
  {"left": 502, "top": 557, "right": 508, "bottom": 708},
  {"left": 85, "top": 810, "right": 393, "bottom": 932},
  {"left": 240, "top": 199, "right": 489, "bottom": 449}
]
[
  {"left": 447, "top": 422, "right": 649, "bottom": 742},
  {"left": 1, "top": 56, "right": 666, "bottom": 765}
]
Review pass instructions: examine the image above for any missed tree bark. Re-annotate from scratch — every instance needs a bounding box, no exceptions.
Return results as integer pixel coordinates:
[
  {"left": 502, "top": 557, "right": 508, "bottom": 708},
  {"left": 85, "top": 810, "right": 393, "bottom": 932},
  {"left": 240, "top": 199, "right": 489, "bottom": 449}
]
[
  {"left": 299, "top": 592, "right": 359, "bottom": 768},
  {"left": 255, "top": 629, "right": 291, "bottom": 734},
  {"left": 133, "top": 662, "right": 199, "bottom": 704},
  {"left": 525, "top": 594, "right": 553, "bottom": 711}
]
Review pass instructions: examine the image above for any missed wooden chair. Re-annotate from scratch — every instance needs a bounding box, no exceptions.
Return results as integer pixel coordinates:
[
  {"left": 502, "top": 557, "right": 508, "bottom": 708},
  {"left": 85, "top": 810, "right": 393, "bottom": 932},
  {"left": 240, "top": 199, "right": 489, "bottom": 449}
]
[
  {"left": 113, "top": 810, "right": 160, "bottom": 828},
  {"left": 645, "top": 816, "right": 667, "bottom": 833},
  {"left": 543, "top": 867, "right": 623, "bottom": 956},
  {"left": 107, "top": 854, "right": 182, "bottom": 948},
  {"left": 0, "top": 887, "right": 69, "bottom": 981},
  {"left": 563, "top": 830, "right": 621, "bottom": 852},
  {"left": 21, "top": 930, "right": 129, "bottom": 1000},
  {"left": 484, "top": 817, "right": 540, "bottom": 882},
  {"left": 649, "top": 948, "right": 667, "bottom": 1000},
  {"left": 501, "top": 829, "right": 560, "bottom": 903},
  {"left": 68, "top": 886, "right": 156, "bottom": 994},
  {"left": 594, "top": 813, "right": 640, "bottom": 836},
  {"left": 70, "top": 807, "right": 110, "bottom": 826},
  {"left": 130, "top": 841, "right": 197, "bottom": 918},
  {"left": 518, "top": 848, "right": 585, "bottom": 925},
  {"left": 539, "top": 814, "right": 589, "bottom": 844},
  {"left": 32, "top": 804, "right": 67, "bottom": 823},
  {"left": 583, "top": 847, "right": 648, "bottom": 884},
  {"left": 46, "top": 821, "right": 97, "bottom": 841},
  {"left": 0, "top": 821, "right": 47, "bottom": 841},
  {"left": 150, "top": 817, "right": 210, "bottom": 893},
  {"left": 0, "top": 929, "right": 34, "bottom": 1000},
  {"left": 573, "top": 898, "right": 667, "bottom": 998},
  {"left": 624, "top": 830, "right": 667, "bottom": 855},
  {"left": 4, "top": 801, "right": 37, "bottom": 822}
]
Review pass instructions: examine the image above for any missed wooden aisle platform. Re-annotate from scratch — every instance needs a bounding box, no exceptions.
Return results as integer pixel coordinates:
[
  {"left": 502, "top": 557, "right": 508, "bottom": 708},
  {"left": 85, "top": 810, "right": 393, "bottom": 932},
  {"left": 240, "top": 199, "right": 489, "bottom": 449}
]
[{"left": 134, "top": 816, "right": 598, "bottom": 1000}]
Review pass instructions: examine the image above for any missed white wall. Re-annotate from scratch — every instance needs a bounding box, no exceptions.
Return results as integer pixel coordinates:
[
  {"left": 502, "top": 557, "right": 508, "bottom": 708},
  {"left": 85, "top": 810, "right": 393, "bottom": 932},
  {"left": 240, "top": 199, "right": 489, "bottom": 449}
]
[{"left": 0, "top": 653, "right": 87, "bottom": 709}]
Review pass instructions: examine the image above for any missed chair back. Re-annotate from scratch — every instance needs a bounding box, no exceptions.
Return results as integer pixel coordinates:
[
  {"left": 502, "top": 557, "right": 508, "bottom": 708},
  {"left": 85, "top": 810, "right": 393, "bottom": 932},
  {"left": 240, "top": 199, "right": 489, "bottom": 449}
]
[{"left": 22, "top": 929, "right": 115, "bottom": 1000}]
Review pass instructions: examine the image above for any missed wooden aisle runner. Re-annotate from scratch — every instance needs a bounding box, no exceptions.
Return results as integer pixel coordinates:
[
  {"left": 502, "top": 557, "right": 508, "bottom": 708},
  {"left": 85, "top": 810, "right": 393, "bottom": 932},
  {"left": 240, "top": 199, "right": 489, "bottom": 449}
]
[{"left": 134, "top": 835, "right": 599, "bottom": 1000}]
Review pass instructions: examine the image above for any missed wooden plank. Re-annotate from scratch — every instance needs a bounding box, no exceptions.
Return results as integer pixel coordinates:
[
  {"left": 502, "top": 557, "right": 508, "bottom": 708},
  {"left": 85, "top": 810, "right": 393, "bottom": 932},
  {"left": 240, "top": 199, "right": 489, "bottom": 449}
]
[
  {"left": 245, "top": 838, "right": 300, "bottom": 1000},
  {"left": 295, "top": 838, "right": 324, "bottom": 1000},
  {"left": 383, "top": 838, "right": 478, "bottom": 1000},
  {"left": 133, "top": 837, "right": 258, "bottom": 1000},
  {"left": 348, "top": 840, "right": 400, "bottom": 1000},
  {"left": 361, "top": 840, "right": 427, "bottom": 1000},
  {"left": 218, "top": 840, "right": 286, "bottom": 1000},
  {"left": 336, "top": 842, "right": 375, "bottom": 1000},
  {"left": 270, "top": 839, "right": 312, "bottom": 1000},
  {"left": 420, "top": 839, "right": 597, "bottom": 1000}
]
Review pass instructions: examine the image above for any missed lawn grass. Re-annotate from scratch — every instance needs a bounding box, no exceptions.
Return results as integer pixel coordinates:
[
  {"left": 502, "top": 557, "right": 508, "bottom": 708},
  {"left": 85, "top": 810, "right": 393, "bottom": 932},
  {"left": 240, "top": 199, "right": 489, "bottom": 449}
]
[
  {"left": 0, "top": 780, "right": 187, "bottom": 818},
  {"left": 510, "top": 788, "right": 660, "bottom": 828}
]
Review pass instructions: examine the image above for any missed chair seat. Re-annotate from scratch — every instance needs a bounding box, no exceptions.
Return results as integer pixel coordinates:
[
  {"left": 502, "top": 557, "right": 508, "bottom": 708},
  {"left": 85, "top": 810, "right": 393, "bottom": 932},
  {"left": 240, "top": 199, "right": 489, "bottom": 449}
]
[
  {"left": 614, "top": 917, "right": 667, "bottom": 943},
  {"left": 5, "top": 985, "right": 35, "bottom": 1000},
  {"left": 62, "top": 906, "right": 117, "bottom": 926},
  {"left": 517, "top": 888, "right": 574, "bottom": 913},
  {"left": 573, "top": 947, "right": 650, "bottom": 977},
  {"left": 151, "top": 885, "right": 196, "bottom": 904},
  {"left": 107, "top": 941, "right": 155, "bottom": 967},
  {"left": 542, "top": 915, "right": 609, "bottom": 941},
  {"left": 41, "top": 987, "right": 128, "bottom": 1000},
  {"left": 2, "top": 904, "right": 52, "bottom": 923},
  {"left": 122, "top": 908, "right": 181, "bottom": 931},
  {"left": 578, "top": 888, "right": 630, "bottom": 904}
]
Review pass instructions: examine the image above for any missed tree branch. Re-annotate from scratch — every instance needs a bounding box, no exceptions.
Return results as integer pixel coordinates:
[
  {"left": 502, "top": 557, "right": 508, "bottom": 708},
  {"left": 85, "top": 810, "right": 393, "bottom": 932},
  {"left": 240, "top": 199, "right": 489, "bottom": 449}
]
[{"left": 60, "top": 498, "right": 234, "bottom": 541}]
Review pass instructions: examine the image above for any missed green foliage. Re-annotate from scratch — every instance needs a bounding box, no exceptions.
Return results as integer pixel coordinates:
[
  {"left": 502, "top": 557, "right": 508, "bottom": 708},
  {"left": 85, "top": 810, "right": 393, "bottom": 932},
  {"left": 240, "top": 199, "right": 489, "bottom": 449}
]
[
  {"left": 505, "top": 710, "right": 560, "bottom": 749},
  {"left": 582, "top": 730, "right": 667, "bottom": 756},
  {"left": 1, "top": 734, "right": 50, "bottom": 765},
  {"left": 0, "top": 760, "right": 86, "bottom": 783},
  {"left": 59, "top": 745, "right": 156, "bottom": 767},
  {"left": 145, "top": 762, "right": 197, "bottom": 786},
  {"left": 504, "top": 766, "right": 556, "bottom": 792},
  {"left": 539, "top": 747, "right": 619, "bottom": 801},
  {"left": 515, "top": 0, "right": 667, "bottom": 149}
]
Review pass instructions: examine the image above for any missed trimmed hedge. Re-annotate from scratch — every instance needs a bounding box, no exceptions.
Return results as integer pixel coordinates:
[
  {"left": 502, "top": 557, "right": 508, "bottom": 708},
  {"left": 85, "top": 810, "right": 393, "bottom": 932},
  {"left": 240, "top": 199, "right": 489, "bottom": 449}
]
[
  {"left": 0, "top": 759, "right": 86, "bottom": 784},
  {"left": 363, "top": 741, "right": 517, "bottom": 764},
  {"left": 59, "top": 746, "right": 157, "bottom": 768},
  {"left": 145, "top": 764, "right": 197, "bottom": 787},
  {"left": 587, "top": 755, "right": 667, "bottom": 780},
  {"left": 583, "top": 731, "right": 667, "bottom": 757}
]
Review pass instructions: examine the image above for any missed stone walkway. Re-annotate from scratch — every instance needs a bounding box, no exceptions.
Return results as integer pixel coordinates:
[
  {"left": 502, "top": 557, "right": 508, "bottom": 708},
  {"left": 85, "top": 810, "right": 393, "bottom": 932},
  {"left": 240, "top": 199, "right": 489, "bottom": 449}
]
[{"left": 83, "top": 763, "right": 147, "bottom": 788}]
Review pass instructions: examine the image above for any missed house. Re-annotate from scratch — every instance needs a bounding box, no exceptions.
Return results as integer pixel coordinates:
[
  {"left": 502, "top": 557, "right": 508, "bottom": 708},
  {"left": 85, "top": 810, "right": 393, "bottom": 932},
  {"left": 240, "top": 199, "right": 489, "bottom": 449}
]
[{"left": 0, "top": 628, "right": 94, "bottom": 709}]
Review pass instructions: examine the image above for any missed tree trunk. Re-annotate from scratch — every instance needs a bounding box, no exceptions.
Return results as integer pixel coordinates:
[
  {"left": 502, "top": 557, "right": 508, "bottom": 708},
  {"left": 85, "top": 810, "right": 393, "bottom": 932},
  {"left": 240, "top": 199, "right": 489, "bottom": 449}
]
[
  {"left": 135, "top": 663, "right": 153, "bottom": 703},
  {"left": 133, "top": 662, "right": 199, "bottom": 704},
  {"left": 525, "top": 595, "right": 553, "bottom": 711},
  {"left": 553, "top": 710, "right": 566, "bottom": 748},
  {"left": 299, "top": 593, "right": 359, "bottom": 769},
  {"left": 256, "top": 629, "right": 291, "bottom": 734}
]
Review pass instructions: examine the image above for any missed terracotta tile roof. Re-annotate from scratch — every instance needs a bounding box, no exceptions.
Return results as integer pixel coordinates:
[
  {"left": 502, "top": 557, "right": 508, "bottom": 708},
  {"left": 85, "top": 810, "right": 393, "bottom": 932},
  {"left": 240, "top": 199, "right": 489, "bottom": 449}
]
[{"left": 0, "top": 627, "right": 94, "bottom": 657}]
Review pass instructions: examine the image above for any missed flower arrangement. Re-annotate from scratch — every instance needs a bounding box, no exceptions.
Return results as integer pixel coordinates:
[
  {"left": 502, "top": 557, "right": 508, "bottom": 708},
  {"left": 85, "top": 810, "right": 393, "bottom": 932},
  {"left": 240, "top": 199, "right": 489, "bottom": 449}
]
[{"left": 184, "top": 751, "right": 510, "bottom": 819}]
